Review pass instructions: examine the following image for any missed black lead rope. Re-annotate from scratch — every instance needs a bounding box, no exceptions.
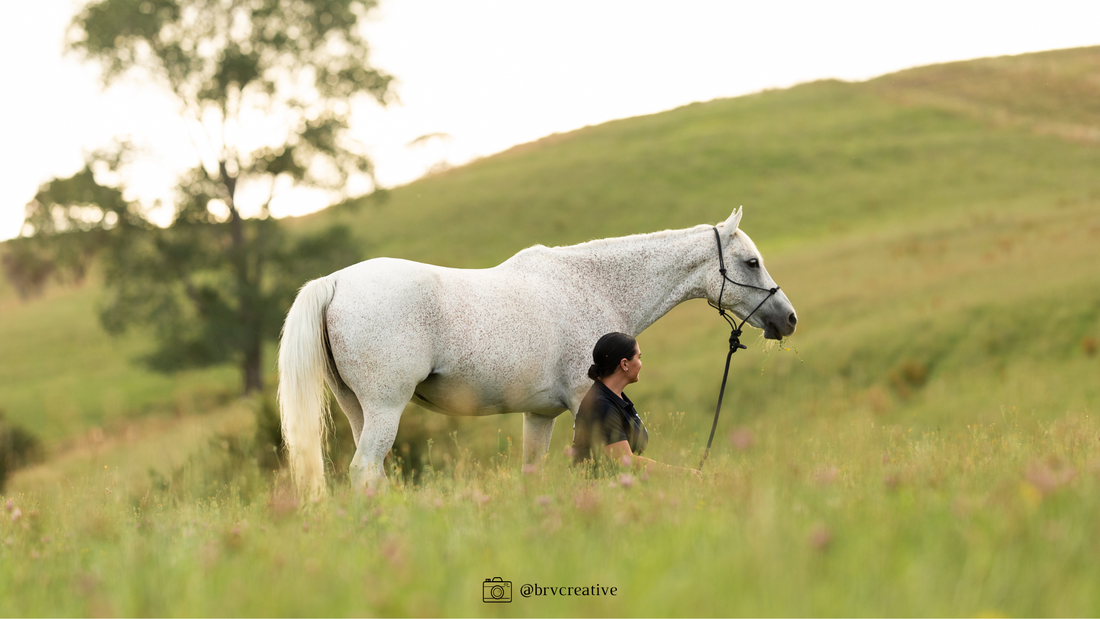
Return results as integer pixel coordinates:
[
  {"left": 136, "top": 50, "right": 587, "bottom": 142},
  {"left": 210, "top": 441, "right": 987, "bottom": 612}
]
[{"left": 698, "top": 227, "right": 779, "bottom": 470}]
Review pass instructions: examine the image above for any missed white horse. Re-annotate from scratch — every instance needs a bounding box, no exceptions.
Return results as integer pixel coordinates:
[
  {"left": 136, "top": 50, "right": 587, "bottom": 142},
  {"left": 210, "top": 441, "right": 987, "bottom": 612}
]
[{"left": 278, "top": 208, "right": 797, "bottom": 498}]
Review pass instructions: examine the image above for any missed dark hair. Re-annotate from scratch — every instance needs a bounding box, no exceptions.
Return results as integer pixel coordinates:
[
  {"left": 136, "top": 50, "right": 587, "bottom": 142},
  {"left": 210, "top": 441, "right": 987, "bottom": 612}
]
[{"left": 587, "top": 332, "right": 638, "bottom": 380}]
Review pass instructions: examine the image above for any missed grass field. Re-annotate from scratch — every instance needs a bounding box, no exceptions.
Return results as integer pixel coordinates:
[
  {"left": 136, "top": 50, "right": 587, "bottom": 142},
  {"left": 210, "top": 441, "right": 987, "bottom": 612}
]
[{"left": 2, "top": 46, "right": 1100, "bottom": 615}]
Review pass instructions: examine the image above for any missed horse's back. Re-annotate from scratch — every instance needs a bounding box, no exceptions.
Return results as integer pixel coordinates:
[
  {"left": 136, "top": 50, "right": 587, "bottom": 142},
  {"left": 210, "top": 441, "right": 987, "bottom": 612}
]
[
  {"left": 326, "top": 257, "right": 521, "bottom": 324},
  {"left": 322, "top": 254, "right": 585, "bottom": 414},
  {"left": 324, "top": 255, "right": 543, "bottom": 361}
]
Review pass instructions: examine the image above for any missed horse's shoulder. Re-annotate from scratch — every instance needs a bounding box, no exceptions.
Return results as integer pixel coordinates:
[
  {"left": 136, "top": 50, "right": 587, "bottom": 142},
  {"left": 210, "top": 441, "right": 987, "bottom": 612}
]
[{"left": 501, "top": 244, "right": 560, "bottom": 269}]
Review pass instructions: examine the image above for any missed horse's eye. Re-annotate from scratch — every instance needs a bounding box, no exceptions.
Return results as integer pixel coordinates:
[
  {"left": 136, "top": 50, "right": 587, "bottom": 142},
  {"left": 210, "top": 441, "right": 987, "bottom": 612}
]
[{"left": 746, "top": 259, "right": 759, "bottom": 269}]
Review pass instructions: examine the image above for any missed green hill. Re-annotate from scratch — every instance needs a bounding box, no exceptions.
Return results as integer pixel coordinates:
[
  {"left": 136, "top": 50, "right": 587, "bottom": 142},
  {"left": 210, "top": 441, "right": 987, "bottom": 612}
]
[
  {"left": 317, "top": 46, "right": 1100, "bottom": 264},
  {"left": 2, "top": 45, "right": 1099, "bottom": 454}
]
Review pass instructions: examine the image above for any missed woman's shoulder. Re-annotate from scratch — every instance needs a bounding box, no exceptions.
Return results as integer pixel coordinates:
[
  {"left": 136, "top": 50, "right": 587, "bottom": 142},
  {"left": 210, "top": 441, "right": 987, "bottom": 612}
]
[
  {"left": 580, "top": 381, "right": 615, "bottom": 411},
  {"left": 581, "top": 381, "right": 632, "bottom": 416}
]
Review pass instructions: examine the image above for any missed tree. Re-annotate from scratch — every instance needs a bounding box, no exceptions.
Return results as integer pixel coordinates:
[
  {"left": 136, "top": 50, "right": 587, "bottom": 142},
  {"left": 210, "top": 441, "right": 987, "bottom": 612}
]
[
  {"left": 1, "top": 149, "right": 131, "bottom": 298},
  {"left": 6, "top": 0, "right": 392, "bottom": 392}
]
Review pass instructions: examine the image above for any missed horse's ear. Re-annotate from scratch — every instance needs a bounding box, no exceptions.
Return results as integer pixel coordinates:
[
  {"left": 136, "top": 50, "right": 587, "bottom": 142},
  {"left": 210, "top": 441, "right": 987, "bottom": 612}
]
[{"left": 719, "top": 207, "right": 743, "bottom": 239}]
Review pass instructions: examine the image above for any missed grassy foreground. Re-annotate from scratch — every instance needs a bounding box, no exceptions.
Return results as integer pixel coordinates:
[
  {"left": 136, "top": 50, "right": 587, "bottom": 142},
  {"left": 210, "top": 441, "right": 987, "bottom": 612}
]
[{"left": 2, "top": 400, "right": 1098, "bottom": 616}]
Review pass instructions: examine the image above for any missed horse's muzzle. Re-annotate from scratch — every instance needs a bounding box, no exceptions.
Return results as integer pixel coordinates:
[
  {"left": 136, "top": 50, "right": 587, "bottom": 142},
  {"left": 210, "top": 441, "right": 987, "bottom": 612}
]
[{"left": 763, "top": 311, "right": 797, "bottom": 340}]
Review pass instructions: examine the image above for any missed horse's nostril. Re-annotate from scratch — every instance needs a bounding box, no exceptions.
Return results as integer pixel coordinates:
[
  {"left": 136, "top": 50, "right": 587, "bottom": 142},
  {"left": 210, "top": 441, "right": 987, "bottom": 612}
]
[{"left": 788, "top": 313, "right": 797, "bottom": 326}]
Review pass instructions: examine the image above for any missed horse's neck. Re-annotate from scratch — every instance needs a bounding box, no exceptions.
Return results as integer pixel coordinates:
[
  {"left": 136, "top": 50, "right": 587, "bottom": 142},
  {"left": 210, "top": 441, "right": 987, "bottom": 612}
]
[{"left": 556, "top": 227, "right": 711, "bottom": 335}]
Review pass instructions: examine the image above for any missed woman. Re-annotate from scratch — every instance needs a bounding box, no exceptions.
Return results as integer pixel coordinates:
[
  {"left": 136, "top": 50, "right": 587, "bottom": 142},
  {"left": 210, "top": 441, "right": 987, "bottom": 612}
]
[{"left": 571, "top": 332, "right": 697, "bottom": 475}]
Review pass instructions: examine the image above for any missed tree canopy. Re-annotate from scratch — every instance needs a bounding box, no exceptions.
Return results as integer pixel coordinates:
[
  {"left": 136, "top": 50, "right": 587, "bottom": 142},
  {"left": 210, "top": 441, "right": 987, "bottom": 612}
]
[{"left": 3, "top": 0, "right": 393, "bottom": 392}]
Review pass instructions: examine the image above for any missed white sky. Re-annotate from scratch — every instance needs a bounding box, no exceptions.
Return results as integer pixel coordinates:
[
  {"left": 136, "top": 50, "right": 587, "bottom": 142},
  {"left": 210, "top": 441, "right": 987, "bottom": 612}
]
[{"left": 2, "top": 1, "right": 1099, "bottom": 241}]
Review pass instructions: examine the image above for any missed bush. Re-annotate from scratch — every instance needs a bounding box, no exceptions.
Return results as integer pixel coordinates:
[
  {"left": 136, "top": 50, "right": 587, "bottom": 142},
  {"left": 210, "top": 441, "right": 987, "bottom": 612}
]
[
  {"left": 0, "top": 409, "right": 42, "bottom": 490},
  {"left": 252, "top": 394, "right": 286, "bottom": 474}
]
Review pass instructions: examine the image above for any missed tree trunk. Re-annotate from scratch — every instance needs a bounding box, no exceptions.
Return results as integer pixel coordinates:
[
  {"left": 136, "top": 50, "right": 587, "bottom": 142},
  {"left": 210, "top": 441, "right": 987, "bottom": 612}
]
[
  {"left": 220, "top": 160, "right": 262, "bottom": 394},
  {"left": 242, "top": 224, "right": 265, "bottom": 394},
  {"left": 243, "top": 339, "right": 263, "bottom": 393}
]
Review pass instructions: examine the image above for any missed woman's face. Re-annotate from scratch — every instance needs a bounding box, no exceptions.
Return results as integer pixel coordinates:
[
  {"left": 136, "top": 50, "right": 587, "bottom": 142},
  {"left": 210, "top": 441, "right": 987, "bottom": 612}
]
[{"left": 620, "top": 344, "right": 642, "bottom": 384}]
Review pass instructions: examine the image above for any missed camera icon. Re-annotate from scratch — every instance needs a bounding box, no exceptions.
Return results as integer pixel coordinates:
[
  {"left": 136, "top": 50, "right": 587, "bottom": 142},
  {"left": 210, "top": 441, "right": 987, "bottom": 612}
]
[{"left": 482, "top": 577, "right": 512, "bottom": 603}]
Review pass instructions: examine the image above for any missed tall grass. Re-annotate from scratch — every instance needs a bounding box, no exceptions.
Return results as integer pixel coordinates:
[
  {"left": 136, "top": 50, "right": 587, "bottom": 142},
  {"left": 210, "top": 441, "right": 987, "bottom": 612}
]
[{"left": 2, "top": 396, "right": 1099, "bottom": 616}]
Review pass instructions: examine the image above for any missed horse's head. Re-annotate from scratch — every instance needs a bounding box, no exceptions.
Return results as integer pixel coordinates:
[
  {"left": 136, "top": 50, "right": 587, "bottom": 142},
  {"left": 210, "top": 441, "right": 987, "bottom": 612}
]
[{"left": 704, "top": 207, "right": 797, "bottom": 340}]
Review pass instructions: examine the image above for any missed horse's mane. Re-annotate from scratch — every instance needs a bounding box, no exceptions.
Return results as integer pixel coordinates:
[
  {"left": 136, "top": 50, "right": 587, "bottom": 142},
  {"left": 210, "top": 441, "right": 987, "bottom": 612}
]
[
  {"left": 508, "top": 220, "right": 748, "bottom": 267},
  {"left": 549, "top": 222, "right": 726, "bottom": 252}
]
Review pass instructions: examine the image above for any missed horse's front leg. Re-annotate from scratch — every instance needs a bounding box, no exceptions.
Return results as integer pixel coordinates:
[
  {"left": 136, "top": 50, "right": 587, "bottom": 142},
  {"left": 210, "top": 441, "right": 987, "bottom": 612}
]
[{"left": 522, "top": 412, "right": 560, "bottom": 465}]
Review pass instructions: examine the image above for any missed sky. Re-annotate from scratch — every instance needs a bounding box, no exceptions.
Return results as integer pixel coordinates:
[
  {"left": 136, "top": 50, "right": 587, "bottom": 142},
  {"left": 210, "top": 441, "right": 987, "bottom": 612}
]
[{"left": 2, "top": 1, "right": 1100, "bottom": 241}]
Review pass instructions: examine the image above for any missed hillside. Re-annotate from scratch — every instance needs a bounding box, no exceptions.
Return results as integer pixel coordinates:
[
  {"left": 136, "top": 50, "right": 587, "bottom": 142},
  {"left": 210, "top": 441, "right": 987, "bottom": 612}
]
[
  {"left": 313, "top": 46, "right": 1100, "bottom": 265},
  {"left": 1, "top": 45, "right": 1099, "bottom": 456}
]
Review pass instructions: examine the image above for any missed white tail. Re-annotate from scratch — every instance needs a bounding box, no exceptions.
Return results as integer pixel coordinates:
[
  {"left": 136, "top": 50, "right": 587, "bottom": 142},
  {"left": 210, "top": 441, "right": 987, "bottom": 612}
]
[{"left": 278, "top": 277, "right": 337, "bottom": 500}]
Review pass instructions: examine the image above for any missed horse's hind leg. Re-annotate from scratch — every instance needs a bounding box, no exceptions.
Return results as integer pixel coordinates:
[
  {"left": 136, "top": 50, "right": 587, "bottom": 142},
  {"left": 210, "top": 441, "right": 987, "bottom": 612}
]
[
  {"left": 523, "top": 412, "right": 560, "bottom": 465},
  {"left": 349, "top": 402, "right": 407, "bottom": 491},
  {"left": 325, "top": 374, "right": 364, "bottom": 447}
]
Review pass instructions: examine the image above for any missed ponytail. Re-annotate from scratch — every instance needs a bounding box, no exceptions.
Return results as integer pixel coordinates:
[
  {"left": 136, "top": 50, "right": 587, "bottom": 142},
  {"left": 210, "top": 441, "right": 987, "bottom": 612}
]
[{"left": 587, "top": 332, "right": 638, "bottom": 380}]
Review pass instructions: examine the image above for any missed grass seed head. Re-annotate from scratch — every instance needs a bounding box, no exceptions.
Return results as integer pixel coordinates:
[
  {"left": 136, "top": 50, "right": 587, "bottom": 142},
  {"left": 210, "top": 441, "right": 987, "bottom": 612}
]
[
  {"left": 809, "top": 524, "right": 832, "bottom": 551},
  {"left": 573, "top": 489, "right": 599, "bottom": 513},
  {"left": 1082, "top": 336, "right": 1098, "bottom": 357},
  {"left": 729, "top": 427, "right": 755, "bottom": 451},
  {"left": 1024, "top": 460, "right": 1077, "bottom": 496},
  {"left": 267, "top": 486, "right": 299, "bottom": 519},
  {"left": 814, "top": 466, "right": 839, "bottom": 485}
]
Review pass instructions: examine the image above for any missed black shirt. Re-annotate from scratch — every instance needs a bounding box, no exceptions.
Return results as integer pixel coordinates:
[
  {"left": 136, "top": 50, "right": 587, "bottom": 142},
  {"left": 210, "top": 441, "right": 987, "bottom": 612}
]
[{"left": 571, "top": 380, "right": 649, "bottom": 464}]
